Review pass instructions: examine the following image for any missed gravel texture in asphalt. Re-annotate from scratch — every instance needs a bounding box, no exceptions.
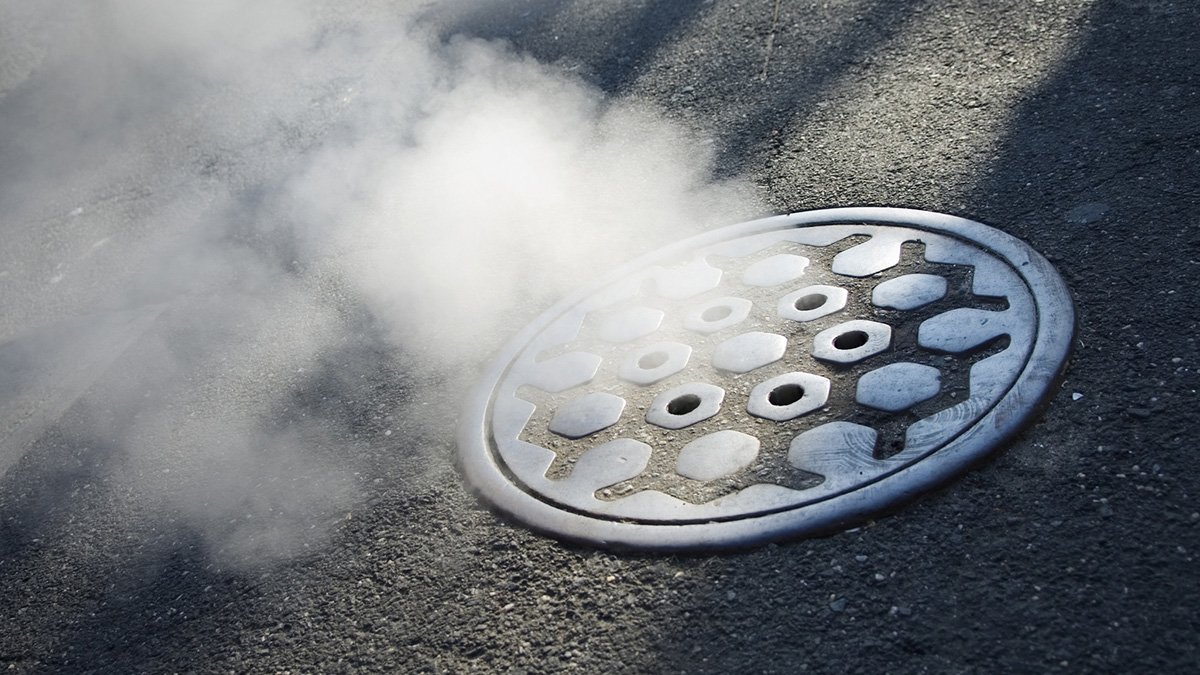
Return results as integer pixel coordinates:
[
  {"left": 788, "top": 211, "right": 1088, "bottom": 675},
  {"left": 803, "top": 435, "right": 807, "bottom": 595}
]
[{"left": 1, "top": 1, "right": 1197, "bottom": 672}]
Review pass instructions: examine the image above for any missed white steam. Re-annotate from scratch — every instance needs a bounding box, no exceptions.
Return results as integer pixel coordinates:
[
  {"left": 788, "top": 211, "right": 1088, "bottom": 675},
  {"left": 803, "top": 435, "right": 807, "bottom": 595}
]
[{"left": 0, "top": 1, "right": 759, "bottom": 568}]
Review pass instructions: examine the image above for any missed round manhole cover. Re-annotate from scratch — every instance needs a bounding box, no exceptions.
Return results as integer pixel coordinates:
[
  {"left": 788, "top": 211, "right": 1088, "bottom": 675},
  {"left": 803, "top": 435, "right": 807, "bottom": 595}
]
[{"left": 459, "top": 207, "right": 1074, "bottom": 550}]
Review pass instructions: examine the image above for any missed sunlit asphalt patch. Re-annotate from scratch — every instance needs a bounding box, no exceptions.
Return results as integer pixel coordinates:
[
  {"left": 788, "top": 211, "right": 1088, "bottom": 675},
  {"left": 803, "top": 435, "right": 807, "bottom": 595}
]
[{"left": 459, "top": 207, "right": 1074, "bottom": 550}]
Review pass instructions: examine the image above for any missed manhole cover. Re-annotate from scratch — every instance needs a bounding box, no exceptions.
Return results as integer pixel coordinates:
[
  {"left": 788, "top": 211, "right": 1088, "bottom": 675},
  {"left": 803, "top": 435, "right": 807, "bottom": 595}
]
[{"left": 459, "top": 207, "right": 1074, "bottom": 550}]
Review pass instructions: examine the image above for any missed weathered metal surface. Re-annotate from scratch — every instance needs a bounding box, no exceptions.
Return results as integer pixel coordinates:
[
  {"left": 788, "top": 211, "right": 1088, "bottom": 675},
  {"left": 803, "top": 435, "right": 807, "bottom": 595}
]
[{"left": 459, "top": 208, "right": 1075, "bottom": 550}]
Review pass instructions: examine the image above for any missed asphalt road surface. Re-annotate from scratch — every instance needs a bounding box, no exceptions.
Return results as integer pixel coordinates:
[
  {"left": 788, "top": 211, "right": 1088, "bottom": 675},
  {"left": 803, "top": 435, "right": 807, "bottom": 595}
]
[{"left": 2, "top": 1, "right": 1198, "bottom": 672}]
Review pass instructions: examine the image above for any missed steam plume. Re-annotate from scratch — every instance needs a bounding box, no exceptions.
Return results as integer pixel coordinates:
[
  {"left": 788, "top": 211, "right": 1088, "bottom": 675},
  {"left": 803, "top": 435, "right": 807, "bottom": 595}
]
[{"left": 0, "top": 0, "right": 759, "bottom": 568}]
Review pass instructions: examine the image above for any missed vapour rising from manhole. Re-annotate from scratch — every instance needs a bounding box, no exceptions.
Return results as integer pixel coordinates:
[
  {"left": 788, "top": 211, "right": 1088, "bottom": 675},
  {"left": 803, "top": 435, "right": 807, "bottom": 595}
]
[{"left": 459, "top": 208, "right": 1074, "bottom": 550}]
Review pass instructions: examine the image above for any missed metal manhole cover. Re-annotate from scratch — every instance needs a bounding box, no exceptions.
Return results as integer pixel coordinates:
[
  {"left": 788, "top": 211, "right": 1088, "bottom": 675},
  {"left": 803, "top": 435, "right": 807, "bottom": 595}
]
[{"left": 459, "top": 207, "right": 1074, "bottom": 550}]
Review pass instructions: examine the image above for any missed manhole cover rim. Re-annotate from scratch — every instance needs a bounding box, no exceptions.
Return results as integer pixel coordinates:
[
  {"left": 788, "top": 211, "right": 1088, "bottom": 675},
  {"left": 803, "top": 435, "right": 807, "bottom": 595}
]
[{"left": 458, "top": 206, "right": 1074, "bottom": 550}]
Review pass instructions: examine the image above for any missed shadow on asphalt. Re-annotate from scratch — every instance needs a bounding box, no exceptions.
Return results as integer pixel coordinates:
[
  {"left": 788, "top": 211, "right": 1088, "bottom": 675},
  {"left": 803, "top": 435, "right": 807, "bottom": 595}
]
[
  {"left": 706, "top": 0, "right": 930, "bottom": 176},
  {"left": 0, "top": 432, "right": 126, "bottom": 562},
  {"left": 430, "top": 0, "right": 711, "bottom": 94}
]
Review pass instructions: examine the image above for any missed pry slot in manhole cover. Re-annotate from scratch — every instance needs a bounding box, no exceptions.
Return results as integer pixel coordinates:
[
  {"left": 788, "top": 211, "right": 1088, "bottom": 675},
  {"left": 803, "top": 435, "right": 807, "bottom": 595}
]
[{"left": 459, "top": 207, "right": 1074, "bottom": 550}]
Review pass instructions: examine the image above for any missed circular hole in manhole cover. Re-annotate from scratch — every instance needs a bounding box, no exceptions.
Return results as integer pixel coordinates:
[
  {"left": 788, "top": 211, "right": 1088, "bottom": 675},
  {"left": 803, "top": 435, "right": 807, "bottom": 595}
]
[
  {"left": 794, "top": 293, "right": 827, "bottom": 311},
  {"left": 459, "top": 207, "right": 1074, "bottom": 550}
]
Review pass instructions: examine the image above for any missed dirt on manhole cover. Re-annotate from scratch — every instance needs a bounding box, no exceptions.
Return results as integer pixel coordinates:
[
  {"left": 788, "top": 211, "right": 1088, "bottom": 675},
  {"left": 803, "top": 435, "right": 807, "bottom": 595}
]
[{"left": 459, "top": 207, "right": 1074, "bottom": 550}]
